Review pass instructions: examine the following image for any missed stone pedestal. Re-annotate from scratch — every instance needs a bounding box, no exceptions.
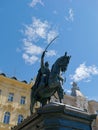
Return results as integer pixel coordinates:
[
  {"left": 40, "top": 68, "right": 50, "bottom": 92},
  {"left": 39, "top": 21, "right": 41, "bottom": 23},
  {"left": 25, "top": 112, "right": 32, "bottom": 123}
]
[{"left": 12, "top": 102, "right": 96, "bottom": 130}]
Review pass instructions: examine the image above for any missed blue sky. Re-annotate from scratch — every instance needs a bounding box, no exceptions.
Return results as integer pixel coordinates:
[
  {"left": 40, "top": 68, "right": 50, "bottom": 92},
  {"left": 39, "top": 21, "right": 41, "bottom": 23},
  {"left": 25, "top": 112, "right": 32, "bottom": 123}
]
[{"left": 0, "top": 0, "right": 98, "bottom": 100}]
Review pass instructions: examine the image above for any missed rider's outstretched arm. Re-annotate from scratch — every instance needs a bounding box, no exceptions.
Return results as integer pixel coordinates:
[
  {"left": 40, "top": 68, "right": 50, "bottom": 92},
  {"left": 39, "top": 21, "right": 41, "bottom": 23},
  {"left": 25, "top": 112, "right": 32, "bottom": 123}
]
[{"left": 41, "top": 51, "right": 46, "bottom": 68}]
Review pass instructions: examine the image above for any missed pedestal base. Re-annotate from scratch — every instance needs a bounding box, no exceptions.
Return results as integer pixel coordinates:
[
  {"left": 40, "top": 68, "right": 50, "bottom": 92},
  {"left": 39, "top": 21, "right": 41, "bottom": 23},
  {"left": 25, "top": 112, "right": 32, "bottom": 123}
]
[{"left": 12, "top": 102, "right": 97, "bottom": 130}]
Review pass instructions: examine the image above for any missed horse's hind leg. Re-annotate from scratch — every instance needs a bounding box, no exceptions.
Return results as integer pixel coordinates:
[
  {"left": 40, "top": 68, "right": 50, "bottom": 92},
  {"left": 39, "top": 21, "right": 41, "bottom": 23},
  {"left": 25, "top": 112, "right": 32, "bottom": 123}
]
[
  {"left": 41, "top": 99, "right": 47, "bottom": 107},
  {"left": 30, "top": 98, "right": 36, "bottom": 115},
  {"left": 30, "top": 89, "right": 36, "bottom": 115}
]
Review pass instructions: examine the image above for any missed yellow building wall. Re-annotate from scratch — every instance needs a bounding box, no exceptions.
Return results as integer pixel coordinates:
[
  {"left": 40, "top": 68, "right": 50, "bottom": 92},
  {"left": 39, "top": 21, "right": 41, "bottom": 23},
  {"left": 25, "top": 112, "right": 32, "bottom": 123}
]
[
  {"left": 88, "top": 100, "right": 98, "bottom": 130},
  {"left": 0, "top": 75, "right": 33, "bottom": 130}
]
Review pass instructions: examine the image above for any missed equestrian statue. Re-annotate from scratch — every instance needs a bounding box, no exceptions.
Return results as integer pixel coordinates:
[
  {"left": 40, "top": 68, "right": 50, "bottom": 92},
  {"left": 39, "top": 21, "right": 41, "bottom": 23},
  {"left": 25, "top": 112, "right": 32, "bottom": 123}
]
[{"left": 30, "top": 38, "right": 71, "bottom": 114}]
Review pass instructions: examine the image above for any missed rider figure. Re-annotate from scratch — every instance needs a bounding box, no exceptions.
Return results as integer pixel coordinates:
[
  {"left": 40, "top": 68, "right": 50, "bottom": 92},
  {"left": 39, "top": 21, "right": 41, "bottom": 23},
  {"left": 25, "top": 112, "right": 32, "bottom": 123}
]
[
  {"left": 39, "top": 50, "right": 50, "bottom": 87},
  {"left": 32, "top": 51, "right": 50, "bottom": 91}
]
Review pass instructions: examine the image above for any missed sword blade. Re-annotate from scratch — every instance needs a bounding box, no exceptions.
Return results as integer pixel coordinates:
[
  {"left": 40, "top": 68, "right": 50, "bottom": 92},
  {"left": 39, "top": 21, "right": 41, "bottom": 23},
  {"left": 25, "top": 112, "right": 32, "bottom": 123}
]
[{"left": 45, "top": 35, "right": 59, "bottom": 51}]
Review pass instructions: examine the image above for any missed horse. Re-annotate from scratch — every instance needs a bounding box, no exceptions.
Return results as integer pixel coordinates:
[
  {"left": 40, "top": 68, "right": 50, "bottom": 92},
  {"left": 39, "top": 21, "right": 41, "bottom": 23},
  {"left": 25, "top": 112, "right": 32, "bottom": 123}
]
[{"left": 30, "top": 52, "right": 71, "bottom": 114}]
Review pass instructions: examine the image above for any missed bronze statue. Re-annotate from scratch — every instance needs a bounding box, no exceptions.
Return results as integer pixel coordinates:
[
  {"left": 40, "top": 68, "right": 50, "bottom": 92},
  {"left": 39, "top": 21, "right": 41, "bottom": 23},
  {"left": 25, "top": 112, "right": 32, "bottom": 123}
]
[
  {"left": 31, "top": 36, "right": 58, "bottom": 92},
  {"left": 30, "top": 51, "right": 71, "bottom": 114}
]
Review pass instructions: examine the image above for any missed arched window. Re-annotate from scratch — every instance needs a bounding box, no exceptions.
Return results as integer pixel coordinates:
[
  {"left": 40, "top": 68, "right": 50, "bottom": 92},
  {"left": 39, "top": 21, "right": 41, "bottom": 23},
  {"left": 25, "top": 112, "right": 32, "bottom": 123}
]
[
  {"left": 17, "top": 115, "right": 24, "bottom": 124},
  {"left": 3, "top": 112, "right": 10, "bottom": 124}
]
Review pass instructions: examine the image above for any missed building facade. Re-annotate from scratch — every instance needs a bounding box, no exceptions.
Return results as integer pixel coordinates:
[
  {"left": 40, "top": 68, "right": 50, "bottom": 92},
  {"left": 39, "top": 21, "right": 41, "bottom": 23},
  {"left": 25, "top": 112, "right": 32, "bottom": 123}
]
[{"left": 0, "top": 74, "right": 34, "bottom": 130}]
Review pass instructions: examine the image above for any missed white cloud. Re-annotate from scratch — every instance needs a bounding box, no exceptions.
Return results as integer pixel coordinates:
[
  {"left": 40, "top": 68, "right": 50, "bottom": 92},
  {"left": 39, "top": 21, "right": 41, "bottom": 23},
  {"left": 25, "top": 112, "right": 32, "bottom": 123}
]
[
  {"left": 22, "top": 17, "right": 58, "bottom": 64},
  {"left": 70, "top": 63, "right": 98, "bottom": 82},
  {"left": 46, "top": 50, "right": 56, "bottom": 57},
  {"left": 29, "top": 0, "right": 44, "bottom": 8},
  {"left": 22, "top": 53, "right": 39, "bottom": 64},
  {"left": 23, "top": 17, "right": 58, "bottom": 43},
  {"left": 23, "top": 17, "right": 50, "bottom": 41},
  {"left": 47, "top": 30, "right": 58, "bottom": 43},
  {"left": 69, "top": 8, "right": 74, "bottom": 21},
  {"left": 23, "top": 39, "right": 43, "bottom": 55},
  {"left": 65, "top": 8, "right": 74, "bottom": 22}
]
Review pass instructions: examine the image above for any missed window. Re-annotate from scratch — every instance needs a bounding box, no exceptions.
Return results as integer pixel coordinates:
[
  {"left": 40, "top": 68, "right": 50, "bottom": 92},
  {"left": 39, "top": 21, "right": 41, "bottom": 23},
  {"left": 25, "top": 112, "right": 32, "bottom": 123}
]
[
  {"left": 3, "top": 112, "right": 10, "bottom": 124},
  {"left": 20, "top": 96, "right": 26, "bottom": 105},
  {"left": 8, "top": 93, "right": 14, "bottom": 102},
  {"left": 17, "top": 115, "right": 24, "bottom": 124}
]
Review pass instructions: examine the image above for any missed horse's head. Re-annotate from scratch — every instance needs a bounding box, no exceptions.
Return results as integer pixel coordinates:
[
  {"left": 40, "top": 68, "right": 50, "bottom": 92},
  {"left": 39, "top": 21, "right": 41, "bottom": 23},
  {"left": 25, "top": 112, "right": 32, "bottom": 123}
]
[{"left": 55, "top": 52, "right": 71, "bottom": 72}]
